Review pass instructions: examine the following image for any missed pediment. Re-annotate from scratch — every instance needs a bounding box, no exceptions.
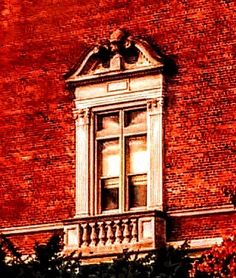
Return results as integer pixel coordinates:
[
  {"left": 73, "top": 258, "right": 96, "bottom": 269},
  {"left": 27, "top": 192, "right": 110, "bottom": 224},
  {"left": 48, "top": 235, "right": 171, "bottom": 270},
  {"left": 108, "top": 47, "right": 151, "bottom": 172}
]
[{"left": 66, "top": 29, "right": 163, "bottom": 85}]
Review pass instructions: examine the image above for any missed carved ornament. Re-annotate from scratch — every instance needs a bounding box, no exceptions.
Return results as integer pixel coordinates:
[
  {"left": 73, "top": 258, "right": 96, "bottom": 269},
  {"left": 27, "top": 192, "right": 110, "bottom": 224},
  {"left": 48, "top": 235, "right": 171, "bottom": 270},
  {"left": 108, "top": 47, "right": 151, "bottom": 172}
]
[
  {"left": 66, "top": 29, "right": 163, "bottom": 84},
  {"left": 73, "top": 108, "right": 90, "bottom": 124},
  {"left": 147, "top": 97, "right": 164, "bottom": 113}
]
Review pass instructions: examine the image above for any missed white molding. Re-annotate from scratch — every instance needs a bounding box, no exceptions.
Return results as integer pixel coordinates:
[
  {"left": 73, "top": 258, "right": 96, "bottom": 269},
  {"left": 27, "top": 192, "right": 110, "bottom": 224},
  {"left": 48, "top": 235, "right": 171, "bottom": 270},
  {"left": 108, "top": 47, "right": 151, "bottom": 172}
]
[
  {"left": 147, "top": 97, "right": 164, "bottom": 210},
  {"left": 74, "top": 109, "right": 91, "bottom": 217},
  {"left": 73, "top": 72, "right": 164, "bottom": 219},
  {"left": 0, "top": 222, "right": 63, "bottom": 236},
  {"left": 168, "top": 237, "right": 223, "bottom": 250},
  {"left": 168, "top": 205, "right": 235, "bottom": 217},
  {"left": 75, "top": 88, "right": 162, "bottom": 110},
  {"left": 64, "top": 224, "right": 80, "bottom": 249}
]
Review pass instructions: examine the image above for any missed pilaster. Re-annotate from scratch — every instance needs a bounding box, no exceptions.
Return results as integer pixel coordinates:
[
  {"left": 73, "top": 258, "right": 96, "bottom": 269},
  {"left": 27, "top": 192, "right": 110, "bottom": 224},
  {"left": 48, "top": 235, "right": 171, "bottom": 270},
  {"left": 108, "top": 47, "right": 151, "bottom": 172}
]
[
  {"left": 147, "top": 97, "right": 164, "bottom": 210},
  {"left": 74, "top": 108, "right": 91, "bottom": 217}
]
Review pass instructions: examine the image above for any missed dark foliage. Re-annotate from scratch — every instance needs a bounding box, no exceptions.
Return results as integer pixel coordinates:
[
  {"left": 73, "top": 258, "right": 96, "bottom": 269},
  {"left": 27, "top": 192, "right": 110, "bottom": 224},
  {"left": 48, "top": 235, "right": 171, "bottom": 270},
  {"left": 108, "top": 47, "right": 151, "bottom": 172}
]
[
  {"left": 0, "top": 233, "right": 81, "bottom": 278},
  {"left": 0, "top": 233, "right": 192, "bottom": 278}
]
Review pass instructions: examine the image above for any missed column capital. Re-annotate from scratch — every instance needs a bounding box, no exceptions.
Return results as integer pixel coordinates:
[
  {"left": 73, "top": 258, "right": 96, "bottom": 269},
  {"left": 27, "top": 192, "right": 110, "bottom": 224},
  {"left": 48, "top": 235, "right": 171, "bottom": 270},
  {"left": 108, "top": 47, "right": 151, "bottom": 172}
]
[
  {"left": 147, "top": 96, "right": 164, "bottom": 113},
  {"left": 73, "top": 108, "right": 90, "bottom": 125}
]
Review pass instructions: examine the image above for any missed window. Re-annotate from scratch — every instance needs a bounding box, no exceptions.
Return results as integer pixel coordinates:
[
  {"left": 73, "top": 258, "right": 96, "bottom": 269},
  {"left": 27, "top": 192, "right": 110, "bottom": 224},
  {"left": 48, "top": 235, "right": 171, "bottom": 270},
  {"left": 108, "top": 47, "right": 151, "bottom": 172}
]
[
  {"left": 64, "top": 29, "right": 166, "bottom": 254},
  {"left": 65, "top": 29, "right": 164, "bottom": 218},
  {"left": 95, "top": 108, "right": 147, "bottom": 213}
]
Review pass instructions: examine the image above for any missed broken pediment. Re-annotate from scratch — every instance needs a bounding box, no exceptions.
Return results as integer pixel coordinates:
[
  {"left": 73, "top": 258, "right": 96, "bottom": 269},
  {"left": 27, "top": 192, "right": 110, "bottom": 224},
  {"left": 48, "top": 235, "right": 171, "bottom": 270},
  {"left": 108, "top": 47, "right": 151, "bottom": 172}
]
[{"left": 66, "top": 29, "right": 163, "bottom": 84}]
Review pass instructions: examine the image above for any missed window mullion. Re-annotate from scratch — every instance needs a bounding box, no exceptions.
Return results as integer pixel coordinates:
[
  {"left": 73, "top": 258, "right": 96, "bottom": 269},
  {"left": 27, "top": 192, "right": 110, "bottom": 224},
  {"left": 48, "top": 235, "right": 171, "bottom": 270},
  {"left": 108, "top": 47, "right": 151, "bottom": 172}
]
[{"left": 120, "top": 110, "right": 125, "bottom": 213}]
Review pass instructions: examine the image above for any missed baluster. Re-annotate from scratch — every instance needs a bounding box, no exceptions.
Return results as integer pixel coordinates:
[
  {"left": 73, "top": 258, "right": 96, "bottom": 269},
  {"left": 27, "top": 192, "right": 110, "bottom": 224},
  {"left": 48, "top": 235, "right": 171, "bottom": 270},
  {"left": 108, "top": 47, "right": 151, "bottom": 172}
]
[
  {"left": 122, "top": 219, "right": 130, "bottom": 244},
  {"left": 114, "top": 220, "right": 123, "bottom": 244},
  {"left": 78, "top": 224, "right": 82, "bottom": 247},
  {"left": 81, "top": 223, "right": 90, "bottom": 247},
  {"left": 98, "top": 222, "right": 106, "bottom": 246},
  {"left": 90, "top": 222, "right": 98, "bottom": 247},
  {"left": 106, "top": 221, "right": 114, "bottom": 246},
  {"left": 131, "top": 219, "right": 138, "bottom": 243}
]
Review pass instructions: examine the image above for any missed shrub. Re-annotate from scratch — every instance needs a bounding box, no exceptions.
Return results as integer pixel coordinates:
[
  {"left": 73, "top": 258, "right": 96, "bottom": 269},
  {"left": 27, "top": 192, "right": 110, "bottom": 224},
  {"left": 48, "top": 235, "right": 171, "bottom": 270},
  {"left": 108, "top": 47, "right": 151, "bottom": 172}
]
[
  {"left": 0, "top": 233, "right": 81, "bottom": 278},
  {"left": 191, "top": 236, "right": 236, "bottom": 278},
  {"left": 0, "top": 234, "right": 192, "bottom": 278}
]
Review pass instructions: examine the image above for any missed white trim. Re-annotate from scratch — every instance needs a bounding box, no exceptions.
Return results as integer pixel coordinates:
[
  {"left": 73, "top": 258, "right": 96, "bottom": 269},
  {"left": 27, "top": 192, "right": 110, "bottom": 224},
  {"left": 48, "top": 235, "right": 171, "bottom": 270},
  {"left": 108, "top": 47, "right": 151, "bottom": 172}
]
[
  {"left": 64, "top": 224, "right": 80, "bottom": 249},
  {"left": 168, "top": 205, "right": 235, "bottom": 217},
  {"left": 147, "top": 97, "right": 164, "bottom": 210},
  {"left": 168, "top": 237, "right": 223, "bottom": 250},
  {"left": 75, "top": 109, "right": 90, "bottom": 217},
  {"left": 0, "top": 222, "right": 63, "bottom": 236},
  {"left": 75, "top": 88, "right": 162, "bottom": 110}
]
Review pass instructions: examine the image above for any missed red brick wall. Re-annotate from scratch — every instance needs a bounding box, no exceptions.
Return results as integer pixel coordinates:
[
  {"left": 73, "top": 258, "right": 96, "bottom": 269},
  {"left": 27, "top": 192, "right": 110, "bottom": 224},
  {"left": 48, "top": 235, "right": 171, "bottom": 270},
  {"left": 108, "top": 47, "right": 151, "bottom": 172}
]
[
  {"left": 7, "top": 231, "right": 60, "bottom": 254},
  {"left": 1, "top": 0, "right": 235, "bottom": 240},
  {"left": 167, "top": 212, "right": 236, "bottom": 241}
]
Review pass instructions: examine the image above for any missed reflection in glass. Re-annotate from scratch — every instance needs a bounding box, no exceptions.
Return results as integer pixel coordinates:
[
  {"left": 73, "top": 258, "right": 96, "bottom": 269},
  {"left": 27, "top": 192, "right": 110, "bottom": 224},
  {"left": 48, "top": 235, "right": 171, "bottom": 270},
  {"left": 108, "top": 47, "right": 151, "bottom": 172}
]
[
  {"left": 101, "top": 178, "right": 119, "bottom": 211},
  {"left": 98, "top": 140, "right": 120, "bottom": 211},
  {"left": 129, "top": 175, "right": 147, "bottom": 207},
  {"left": 97, "top": 113, "right": 119, "bottom": 132},
  {"left": 126, "top": 136, "right": 147, "bottom": 174},
  {"left": 126, "top": 136, "right": 147, "bottom": 208},
  {"left": 124, "top": 109, "right": 146, "bottom": 129},
  {"left": 99, "top": 140, "right": 120, "bottom": 177}
]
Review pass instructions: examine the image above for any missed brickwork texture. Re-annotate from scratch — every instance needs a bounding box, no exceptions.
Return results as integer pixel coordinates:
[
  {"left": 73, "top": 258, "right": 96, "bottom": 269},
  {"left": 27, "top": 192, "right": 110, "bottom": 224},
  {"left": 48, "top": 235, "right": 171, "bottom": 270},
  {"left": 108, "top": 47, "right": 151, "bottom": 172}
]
[{"left": 0, "top": 0, "right": 235, "bottom": 248}]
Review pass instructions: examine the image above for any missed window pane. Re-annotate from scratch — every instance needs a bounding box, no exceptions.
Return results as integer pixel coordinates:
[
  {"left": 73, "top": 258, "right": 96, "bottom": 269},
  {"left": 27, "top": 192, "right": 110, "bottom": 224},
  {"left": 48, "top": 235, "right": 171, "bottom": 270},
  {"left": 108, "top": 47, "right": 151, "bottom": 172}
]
[
  {"left": 98, "top": 139, "right": 120, "bottom": 177},
  {"left": 124, "top": 109, "right": 146, "bottom": 130},
  {"left": 129, "top": 174, "right": 147, "bottom": 208},
  {"left": 97, "top": 112, "right": 119, "bottom": 135},
  {"left": 101, "top": 178, "right": 119, "bottom": 211},
  {"left": 126, "top": 136, "right": 147, "bottom": 209},
  {"left": 126, "top": 136, "right": 147, "bottom": 174}
]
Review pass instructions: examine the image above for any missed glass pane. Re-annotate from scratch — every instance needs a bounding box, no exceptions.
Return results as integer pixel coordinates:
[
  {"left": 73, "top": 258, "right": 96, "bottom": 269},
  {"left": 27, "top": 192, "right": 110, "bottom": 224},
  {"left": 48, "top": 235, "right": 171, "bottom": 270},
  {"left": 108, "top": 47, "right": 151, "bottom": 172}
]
[
  {"left": 126, "top": 136, "right": 147, "bottom": 174},
  {"left": 102, "top": 179, "right": 119, "bottom": 211},
  {"left": 97, "top": 112, "right": 119, "bottom": 131},
  {"left": 124, "top": 109, "right": 146, "bottom": 128},
  {"left": 129, "top": 174, "right": 147, "bottom": 208},
  {"left": 98, "top": 139, "right": 120, "bottom": 177}
]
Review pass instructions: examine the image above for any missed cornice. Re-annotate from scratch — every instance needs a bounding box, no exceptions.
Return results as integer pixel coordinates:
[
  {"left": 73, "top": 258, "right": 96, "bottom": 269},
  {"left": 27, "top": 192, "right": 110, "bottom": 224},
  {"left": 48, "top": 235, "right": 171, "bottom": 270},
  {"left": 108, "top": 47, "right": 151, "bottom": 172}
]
[
  {"left": 168, "top": 237, "right": 223, "bottom": 251},
  {"left": 168, "top": 205, "right": 235, "bottom": 217},
  {"left": 66, "top": 66, "right": 163, "bottom": 87},
  {"left": 0, "top": 222, "right": 63, "bottom": 236}
]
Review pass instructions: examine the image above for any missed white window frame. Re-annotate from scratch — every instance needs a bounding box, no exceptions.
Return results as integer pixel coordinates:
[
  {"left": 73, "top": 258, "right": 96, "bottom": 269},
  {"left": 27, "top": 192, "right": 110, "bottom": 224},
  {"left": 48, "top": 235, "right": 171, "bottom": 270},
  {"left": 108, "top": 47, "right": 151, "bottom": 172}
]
[
  {"left": 73, "top": 76, "right": 164, "bottom": 218},
  {"left": 93, "top": 103, "right": 148, "bottom": 215}
]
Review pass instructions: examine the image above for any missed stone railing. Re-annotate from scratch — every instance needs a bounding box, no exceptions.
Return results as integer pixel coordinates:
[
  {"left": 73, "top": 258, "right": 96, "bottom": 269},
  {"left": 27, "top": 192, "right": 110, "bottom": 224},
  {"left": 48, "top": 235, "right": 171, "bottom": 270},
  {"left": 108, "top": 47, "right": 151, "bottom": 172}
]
[{"left": 63, "top": 210, "right": 166, "bottom": 258}]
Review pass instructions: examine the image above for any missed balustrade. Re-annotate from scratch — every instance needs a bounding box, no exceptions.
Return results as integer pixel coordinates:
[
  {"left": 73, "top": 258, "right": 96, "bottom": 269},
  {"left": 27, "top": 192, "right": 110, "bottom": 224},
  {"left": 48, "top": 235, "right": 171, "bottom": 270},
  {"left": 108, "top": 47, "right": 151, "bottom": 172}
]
[
  {"left": 74, "top": 218, "right": 138, "bottom": 248},
  {"left": 64, "top": 210, "right": 166, "bottom": 257}
]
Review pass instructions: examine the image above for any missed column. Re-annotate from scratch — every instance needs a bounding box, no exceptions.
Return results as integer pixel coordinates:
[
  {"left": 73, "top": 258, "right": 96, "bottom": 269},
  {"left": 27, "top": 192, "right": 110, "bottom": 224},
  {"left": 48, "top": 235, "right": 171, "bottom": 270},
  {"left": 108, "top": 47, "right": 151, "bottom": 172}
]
[
  {"left": 74, "top": 108, "right": 90, "bottom": 217},
  {"left": 147, "top": 97, "right": 164, "bottom": 210}
]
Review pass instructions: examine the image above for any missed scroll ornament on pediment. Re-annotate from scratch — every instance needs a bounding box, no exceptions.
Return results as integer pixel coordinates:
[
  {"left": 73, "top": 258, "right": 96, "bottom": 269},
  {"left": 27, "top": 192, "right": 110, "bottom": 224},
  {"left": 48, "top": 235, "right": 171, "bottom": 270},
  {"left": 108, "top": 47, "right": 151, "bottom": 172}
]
[
  {"left": 92, "top": 28, "right": 138, "bottom": 72},
  {"left": 66, "top": 29, "right": 163, "bottom": 81}
]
